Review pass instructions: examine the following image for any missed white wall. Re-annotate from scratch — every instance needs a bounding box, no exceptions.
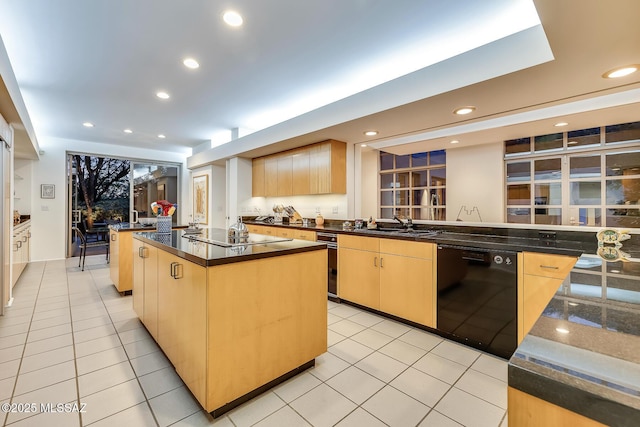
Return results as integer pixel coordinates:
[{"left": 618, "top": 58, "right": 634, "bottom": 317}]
[
  {"left": 29, "top": 137, "right": 189, "bottom": 261},
  {"left": 14, "top": 159, "right": 31, "bottom": 215},
  {"left": 446, "top": 142, "right": 504, "bottom": 223}
]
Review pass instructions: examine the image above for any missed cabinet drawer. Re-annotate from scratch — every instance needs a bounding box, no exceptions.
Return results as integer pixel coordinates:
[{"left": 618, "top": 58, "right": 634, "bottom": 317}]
[
  {"left": 379, "top": 239, "right": 433, "bottom": 259},
  {"left": 523, "top": 252, "right": 576, "bottom": 279},
  {"left": 293, "top": 230, "right": 316, "bottom": 241},
  {"left": 338, "top": 235, "right": 379, "bottom": 252}
]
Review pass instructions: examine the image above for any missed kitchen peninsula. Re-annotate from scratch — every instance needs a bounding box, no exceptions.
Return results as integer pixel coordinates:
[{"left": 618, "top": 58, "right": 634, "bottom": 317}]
[{"left": 131, "top": 228, "right": 327, "bottom": 417}]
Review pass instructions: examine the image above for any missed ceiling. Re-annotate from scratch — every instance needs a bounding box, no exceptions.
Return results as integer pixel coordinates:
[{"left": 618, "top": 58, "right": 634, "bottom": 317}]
[{"left": 1, "top": 0, "right": 639, "bottom": 164}]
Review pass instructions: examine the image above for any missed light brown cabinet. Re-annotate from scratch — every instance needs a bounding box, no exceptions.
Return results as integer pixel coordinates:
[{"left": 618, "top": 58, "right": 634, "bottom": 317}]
[
  {"left": 12, "top": 221, "right": 30, "bottom": 287},
  {"left": 109, "top": 229, "right": 133, "bottom": 293},
  {"left": 338, "top": 234, "right": 436, "bottom": 327},
  {"left": 132, "top": 239, "right": 159, "bottom": 339},
  {"left": 252, "top": 139, "right": 346, "bottom": 196},
  {"left": 246, "top": 224, "right": 316, "bottom": 241},
  {"left": 517, "top": 251, "right": 577, "bottom": 343},
  {"left": 157, "top": 249, "right": 207, "bottom": 404}
]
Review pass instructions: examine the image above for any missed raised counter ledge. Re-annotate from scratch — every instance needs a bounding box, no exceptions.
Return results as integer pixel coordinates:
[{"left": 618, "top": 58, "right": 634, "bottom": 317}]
[
  {"left": 508, "top": 243, "right": 640, "bottom": 427},
  {"left": 109, "top": 222, "right": 188, "bottom": 232},
  {"left": 133, "top": 228, "right": 326, "bottom": 267}
]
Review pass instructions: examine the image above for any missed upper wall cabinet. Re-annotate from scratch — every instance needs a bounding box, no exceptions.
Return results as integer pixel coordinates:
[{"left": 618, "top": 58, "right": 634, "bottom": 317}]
[{"left": 252, "top": 140, "right": 346, "bottom": 197}]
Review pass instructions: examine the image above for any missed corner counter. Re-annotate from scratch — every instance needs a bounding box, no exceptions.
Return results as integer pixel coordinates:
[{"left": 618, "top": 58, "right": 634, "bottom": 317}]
[
  {"left": 132, "top": 228, "right": 327, "bottom": 417},
  {"left": 508, "top": 241, "right": 640, "bottom": 427}
]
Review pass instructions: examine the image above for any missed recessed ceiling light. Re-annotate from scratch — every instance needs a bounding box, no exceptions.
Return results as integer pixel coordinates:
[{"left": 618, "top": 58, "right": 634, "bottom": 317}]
[
  {"left": 555, "top": 327, "right": 570, "bottom": 334},
  {"left": 158, "top": 134, "right": 166, "bottom": 139},
  {"left": 124, "top": 129, "right": 133, "bottom": 134},
  {"left": 156, "top": 91, "right": 170, "bottom": 99},
  {"left": 450, "top": 140, "right": 460, "bottom": 144},
  {"left": 602, "top": 65, "right": 638, "bottom": 79},
  {"left": 364, "top": 130, "right": 378, "bottom": 136},
  {"left": 568, "top": 140, "right": 578, "bottom": 145},
  {"left": 554, "top": 122, "right": 569, "bottom": 127},
  {"left": 360, "top": 144, "right": 367, "bottom": 147},
  {"left": 82, "top": 122, "right": 94, "bottom": 128},
  {"left": 183, "top": 58, "right": 199, "bottom": 69},
  {"left": 453, "top": 106, "right": 475, "bottom": 115},
  {"left": 568, "top": 302, "right": 579, "bottom": 307},
  {"left": 223, "top": 11, "right": 243, "bottom": 27}
]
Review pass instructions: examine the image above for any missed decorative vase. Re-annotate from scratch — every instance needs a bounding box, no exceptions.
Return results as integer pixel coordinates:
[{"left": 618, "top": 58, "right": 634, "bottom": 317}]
[
  {"left": 316, "top": 214, "right": 324, "bottom": 226},
  {"left": 156, "top": 215, "right": 172, "bottom": 234}
]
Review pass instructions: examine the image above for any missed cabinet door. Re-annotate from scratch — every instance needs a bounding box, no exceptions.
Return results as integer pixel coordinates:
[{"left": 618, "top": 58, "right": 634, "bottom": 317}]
[
  {"left": 157, "top": 251, "right": 206, "bottom": 404},
  {"left": 264, "top": 157, "right": 278, "bottom": 196},
  {"left": 520, "top": 274, "right": 564, "bottom": 342},
  {"left": 309, "top": 143, "right": 331, "bottom": 194},
  {"left": 338, "top": 247, "right": 380, "bottom": 309},
  {"left": 109, "top": 230, "right": 119, "bottom": 286},
  {"left": 292, "top": 149, "right": 310, "bottom": 195},
  {"left": 117, "top": 232, "right": 134, "bottom": 292},
  {"left": 380, "top": 254, "right": 434, "bottom": 327},
  {"left": 132, "top": 239, "right": 145, "bottom": 320},
  {"left": 277, "top": 154, "right": 293, "bottom": 196},
  {"left": 252, "top": 157, "right": 265, "bottom": 197}
]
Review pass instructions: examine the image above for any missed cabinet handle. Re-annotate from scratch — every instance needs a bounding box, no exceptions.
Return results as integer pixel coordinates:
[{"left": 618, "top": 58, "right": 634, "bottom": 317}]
[
  {"left": 170, "top": 262, "right": 176, "bottom": 278},
  {"left": 28, "top": 232, "right": 31, "bottom": 238},
  {"left": 380, "top": 257, "right": 384, "bottom": 268},
  {"left": 111, "top": 234, "right": 116, "bottom": 241},
  {"left": 13, "top": 243, "right": 18, "bottom": 252},
  {"left": 17, "top": 241, "right": 22, "bottom": 249},
  {"left": 22, "top": 236, "right": 28, "bottom": 242},
  {"left": 540, "top": 265, "right": 559, "bottom": 270},
  {"left": 173, "top": 263, "right": 183, "bottom": 280},
  {"left": 138, "top": 247, "right": 144, "bottom": 258},
  {"left": 374, "top": 256, "right": 377, "bottom": 267}
]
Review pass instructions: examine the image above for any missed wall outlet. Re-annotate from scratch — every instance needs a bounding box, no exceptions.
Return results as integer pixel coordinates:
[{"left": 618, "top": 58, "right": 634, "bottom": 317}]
[
  {"left": 315, "top": 207, "right": 321, "bottom": 213},
  {"left": 539, "top": 231, "right": 556, "bottom": 240},
  {"left": 332, "top": 206, "right": 339, "bottom": 214}
]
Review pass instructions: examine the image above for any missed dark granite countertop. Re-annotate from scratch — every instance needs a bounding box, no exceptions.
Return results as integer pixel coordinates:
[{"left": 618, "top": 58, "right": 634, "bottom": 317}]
[
  {"left": 244, "top": 220, "right": 602, "bottom": 257},
  {"left": 132, "top": 228, "right": 326, "bottom": 267},
  {"left": 109, "top": 222, "right": 188, "bottom": 232},
  {"left": 509, "top": 241, "right": 640, "bottom": 427}
]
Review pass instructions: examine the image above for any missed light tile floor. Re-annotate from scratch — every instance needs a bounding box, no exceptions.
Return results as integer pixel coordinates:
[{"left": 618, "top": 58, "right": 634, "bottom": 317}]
[{"left": 0, "top": 257, "right": 509, "bottom": 427}]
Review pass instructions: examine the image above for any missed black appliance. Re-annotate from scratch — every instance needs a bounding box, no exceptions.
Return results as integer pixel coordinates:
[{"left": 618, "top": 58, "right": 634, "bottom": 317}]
[
  {"left": 316, "top": 232, "right": 338, "bottom": 300},
  {"left": 436, "top": 244, "right": 517, "bottom": 359}
]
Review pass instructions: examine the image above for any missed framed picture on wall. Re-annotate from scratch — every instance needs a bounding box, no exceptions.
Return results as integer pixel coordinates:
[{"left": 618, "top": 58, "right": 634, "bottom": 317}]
[
  {"left": 193, "top": 175, "right": 208, "bottom": 224},
  {"left": 41, "top": 184, "right": 55, "bottom": 199}
]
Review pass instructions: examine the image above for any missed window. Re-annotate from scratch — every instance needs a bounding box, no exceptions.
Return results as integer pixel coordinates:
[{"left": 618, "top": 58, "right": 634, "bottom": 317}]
[
  {"left": 379, "top": 150, "right": 446, "bottom": 220},
  {"left": 505, "top": 121, "right": 640, "bottom": 227}
]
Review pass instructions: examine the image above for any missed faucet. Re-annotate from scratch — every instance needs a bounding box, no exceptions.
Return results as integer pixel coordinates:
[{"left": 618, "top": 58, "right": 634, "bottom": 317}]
[{"left": 393, "top": 216, "right": 413, "bottom": 230}]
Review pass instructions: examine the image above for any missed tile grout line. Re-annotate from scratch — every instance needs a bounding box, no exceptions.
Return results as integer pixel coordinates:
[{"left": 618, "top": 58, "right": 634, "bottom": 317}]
[
  {"left": 3, "top": 262, "right": 46, "bottom": 426},
  {"left": 84, "top": 265, "right": 162, "bottom": 427}
]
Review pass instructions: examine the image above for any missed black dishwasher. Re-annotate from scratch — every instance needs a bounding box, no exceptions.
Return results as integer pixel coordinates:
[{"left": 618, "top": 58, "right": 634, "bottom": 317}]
[{"left": 436, "top": 244, "right": 517, "bottom": 359}]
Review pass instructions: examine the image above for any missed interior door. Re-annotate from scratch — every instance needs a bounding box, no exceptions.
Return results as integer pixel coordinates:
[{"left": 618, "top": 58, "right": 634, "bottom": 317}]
[{"left": 131, "top": 163, "right": 179, "bottom": 224}]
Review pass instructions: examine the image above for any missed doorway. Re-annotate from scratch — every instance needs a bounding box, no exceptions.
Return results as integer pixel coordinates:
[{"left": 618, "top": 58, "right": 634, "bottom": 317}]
[{"left": 67, "top": 154, "right": 180, "bottom": 257}]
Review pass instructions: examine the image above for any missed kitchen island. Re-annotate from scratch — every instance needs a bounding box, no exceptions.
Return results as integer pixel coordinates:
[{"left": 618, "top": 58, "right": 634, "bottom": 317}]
[{"left": 132, "top": 228, "right": 327, "bottom": 417}]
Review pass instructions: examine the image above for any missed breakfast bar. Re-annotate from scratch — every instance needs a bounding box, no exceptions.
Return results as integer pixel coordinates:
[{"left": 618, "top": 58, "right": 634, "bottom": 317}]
[{"left": 131, "top": 228, "right": 328, "bottom": 417}]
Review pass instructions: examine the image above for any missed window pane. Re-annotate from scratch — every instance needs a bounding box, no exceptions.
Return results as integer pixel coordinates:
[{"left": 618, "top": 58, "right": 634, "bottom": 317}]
[
  {"left": 396, "top": 155, "right": 410, "bottom": 169},
  {"left": 380, "top": 152, "right": 394, "bottom": 170},
  {"left": 507, "top": 184, "right": 530, "bottom": 205},
  {"left": 380, "top": 173, "right": 394, "bottom": 188},
  {"left": 534, "top": 208, "right": 562, "bottom": 225},
  {"left": 413, "top": 189, "right": 427, "bottom": 205},
  {"left": 395, "top": 190, "right": 409, "bottom": 205},
  {"left": 380, "top": 191, "right": 393, "bottom": 206},
  {"left": 507, "top": 208, "right": 531, "bottom": 223},
  {"left": 430, "top": 150, "right": 446, "bottom": 165},
  {"left": 432, "top": 188, "right": 445, "bottom": 206},
  {"left": 570, "top": 155, "right": 601, "bottom": 178},
  {"left": 606, "top": 178, "right": 640, "bottom": 205},
  {"left": 395, "top": 207, "right": 410, "bottom": 218},
  {"left": 411, "top": 152, "right": 427, "bottom": 167},
  {"left": 430, "top": 168, "right": 446, "bottom": 185},
  {"left": 412, "top": 170, "right": 428, "bottom": 187},
  {"left": 574, "top": 208, "right": 601, "bottom": 227},
  {"left": 534, "top": 158, "right": 561, "bottom": 180},
  {"left": 535, "top": 183, "right": 562, "bottom": 205},
  {"left": 606, "top": 121, "right": 640, "bottom": 144},
  {"left": 606, "top": 209, "right": 640, "bottom": 227},
  {"left": 396, "top": 172, "right": 409, "bottom": 188},
  {"left": 570, "top": 182, "right": 601, "bottom": 205},
  {"left": 432, "top": 207, "right": 446, "bottom": 221},
  {"left": 606, "top": 151, "right": 640, "bottom": 176},
  {"left": 567, "top": 127, "right": 600, "bottom": 148},
  {"left": 534, "top": 133, "right": 563, "bottom": 151},
  {"left": 380, "top": 208, "right": 393, "bottom": 219},
  {"left": 505, "top": 137, "right": 531, "bottom": 155},
  {"left": 506, "top": 162, "right": 530, "bottom": 182}
]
